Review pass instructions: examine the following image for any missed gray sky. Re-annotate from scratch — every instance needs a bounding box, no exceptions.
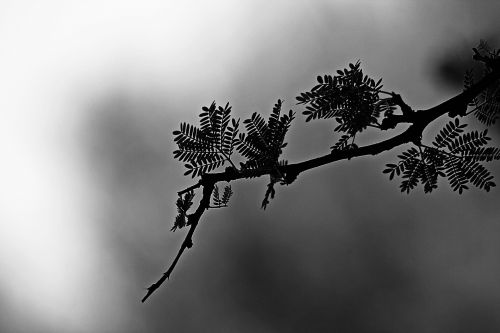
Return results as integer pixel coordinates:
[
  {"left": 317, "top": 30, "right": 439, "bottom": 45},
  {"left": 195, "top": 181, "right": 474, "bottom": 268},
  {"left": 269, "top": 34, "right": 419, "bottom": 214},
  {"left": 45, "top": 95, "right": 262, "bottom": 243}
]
[{"left": 1, "top": 1, "right": 499, "bottom": 331}]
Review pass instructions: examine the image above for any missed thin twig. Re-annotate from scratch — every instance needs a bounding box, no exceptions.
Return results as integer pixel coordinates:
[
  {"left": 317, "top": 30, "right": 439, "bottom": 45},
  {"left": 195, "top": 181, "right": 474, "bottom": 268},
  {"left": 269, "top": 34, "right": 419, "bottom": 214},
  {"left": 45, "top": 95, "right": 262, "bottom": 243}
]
[
  {"left": 465, "top": 100, "right": 488, "bottom": 116},
  {"left": 142, "top": 181, "right": 215, "bottom": 302},
  {"left": 377, "top": 90, "right": 393, "bottom": 96},
  {"left": 178, "top": 181, "right": 202, "bottom": 196}
]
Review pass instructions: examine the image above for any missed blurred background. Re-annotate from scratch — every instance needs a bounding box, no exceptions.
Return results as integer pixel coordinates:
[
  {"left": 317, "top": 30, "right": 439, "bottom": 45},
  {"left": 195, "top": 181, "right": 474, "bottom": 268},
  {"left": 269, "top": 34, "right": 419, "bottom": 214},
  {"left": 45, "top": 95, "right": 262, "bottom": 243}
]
[{"left": 1, "top": 0, "right": 500, "bottom": 332}]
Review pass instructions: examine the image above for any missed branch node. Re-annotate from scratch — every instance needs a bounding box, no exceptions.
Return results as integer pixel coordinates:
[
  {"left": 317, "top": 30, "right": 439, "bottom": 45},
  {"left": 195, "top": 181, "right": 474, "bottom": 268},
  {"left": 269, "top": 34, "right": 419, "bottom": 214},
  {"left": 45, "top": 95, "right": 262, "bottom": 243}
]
[
  {"left": 224, "top": 165, "right": 240, "bottom": 177},
  {"left": 184, "top": 238, "right": 193, "bottom": 248},
  {"left": 380, "top": 114, "right": 405, "bottom": 130},
  {"left": 391, "top": 92, "right": 414, "bottom": 116},
  {"left": 283, "top": 169, "right": 299, "bottom": 185},
  {"left": 447, "top": 101, "right": 468, "bottom": 117}
]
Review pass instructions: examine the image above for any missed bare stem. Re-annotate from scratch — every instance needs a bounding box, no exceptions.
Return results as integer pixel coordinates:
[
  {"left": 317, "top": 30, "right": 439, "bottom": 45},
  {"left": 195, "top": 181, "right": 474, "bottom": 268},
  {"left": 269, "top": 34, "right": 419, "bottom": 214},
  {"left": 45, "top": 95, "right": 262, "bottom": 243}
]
[
  {"left": 142, "top": 181, "right": 215, "bottom": 302},
  {"left": 378, "top": 90, "right": 394, "bottom": 96},
  {"left": 178, "top": 181, "right": 202, "bottom": 196}
]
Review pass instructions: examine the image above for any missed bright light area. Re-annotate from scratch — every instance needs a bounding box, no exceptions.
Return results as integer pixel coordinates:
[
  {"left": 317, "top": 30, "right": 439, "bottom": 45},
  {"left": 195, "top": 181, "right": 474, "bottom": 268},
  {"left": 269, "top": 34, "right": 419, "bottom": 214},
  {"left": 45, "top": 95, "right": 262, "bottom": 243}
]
[{"left": 0, "top": 0, "right": 259, "bottom": 331}]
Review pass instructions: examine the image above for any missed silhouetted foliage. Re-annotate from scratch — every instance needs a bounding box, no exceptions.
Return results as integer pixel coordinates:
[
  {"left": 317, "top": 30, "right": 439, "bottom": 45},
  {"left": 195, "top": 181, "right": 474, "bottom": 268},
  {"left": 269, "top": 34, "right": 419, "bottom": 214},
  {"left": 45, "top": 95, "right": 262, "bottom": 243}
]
[
  {"left": 236, "top": 99, "right": 295, "bottom": 170},
  {"left": 330, "top": 133, "right": 358, "bottom": 151},
  {"left": 173, "top": 102, "right": 239, "bottom": 177},
  {"left": 171, "top": 191, "right": 195, "bottom": 231},
  {"left": 466, "top": 40, "right": 500, "bottom": 126},
  {"left": 384, "top": 119, "right": 500, "bottom": 193},
  {"left": 212, "top": 185, "right": 233, "bottom": 208},
  {"left": 142, "top": 40, "right": 500, "bottom": 303},
  {"left": 297, "top": 61, "right": 383, "bottom": 135}
]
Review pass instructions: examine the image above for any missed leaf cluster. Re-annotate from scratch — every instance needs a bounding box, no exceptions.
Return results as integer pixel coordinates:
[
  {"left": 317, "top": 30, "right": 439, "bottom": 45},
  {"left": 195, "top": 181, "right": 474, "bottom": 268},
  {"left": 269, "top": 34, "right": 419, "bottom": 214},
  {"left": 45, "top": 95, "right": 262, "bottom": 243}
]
[
  {"left": 172, "top": 191, "right": 195, "bottom": 231},
  {"left": 173, "top": 102, "right": 239, "bottom": 177},
  {"left": 235, "top": 99, "right": 295, "bottom": 170},
  {"left": 384, "top": 119, "right": 500, "bottom": 194},
  {"left": 296, "top": 61, "right": 383, "bottom": 135},
  {"left": 212, "top": 185, "right": 233, "bottom": 207}
]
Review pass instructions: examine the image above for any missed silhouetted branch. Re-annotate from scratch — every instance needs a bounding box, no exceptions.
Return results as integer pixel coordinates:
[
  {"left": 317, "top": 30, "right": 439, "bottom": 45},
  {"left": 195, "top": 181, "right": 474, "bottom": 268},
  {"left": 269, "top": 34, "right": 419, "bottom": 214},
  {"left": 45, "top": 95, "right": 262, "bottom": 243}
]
[
  {"left": 178, "top": 181, "right": 202, "bottom": 196},
  {"left": 143, "top": 54, "right": 500, "bottom": 303},
  {"left": 142, "top": 181, "right": 215, "bottom": 302},
  {"left": 390, "top": 93, "right": 414, "bottom": 116}
]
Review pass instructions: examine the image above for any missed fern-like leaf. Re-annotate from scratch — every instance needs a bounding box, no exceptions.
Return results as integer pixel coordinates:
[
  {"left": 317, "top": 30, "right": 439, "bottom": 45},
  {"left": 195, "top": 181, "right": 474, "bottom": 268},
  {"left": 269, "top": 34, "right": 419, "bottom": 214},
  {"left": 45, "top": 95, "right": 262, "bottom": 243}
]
[
  {"left": 445, "top": 158, "right": 469, "bottom": 194},
  {"left": 385, "top": 117, "right": 499, "bottom": 194},
  {"left": 462, "top": 160, "right": 495, "bottom": 191},
  {"left": 244, "top": 112, "right": 269, "bottom": 149},
  {"left": 420, "top": 147, "right": 446, "bottom": 193},
  {"left": 399, "top": 157, "right": 423, "bottom": 194},
  {"left": 174, "top": 122, "right": 213, "bottom": 151},
  {"left": 212, "top": 185, "right": 233, "bottom": 207},
  {"left": 212, "top": 185, "right": 221, "bottom": 206},
  {"left": 221, "top": 186, "right": 233, "bottom": 205},
  {"left": 174, "top": 102, "right": 239, "bottom": 177},
  {"left": 221, "top": 118, "right": 240, "bottom": 156},
  {"left": 461, "top": 147, "right": 500, "bottom": 162},
  {"left": 420, "top": 160, "right": 438, "bottom": 193},
  {"left": 383, "top": 147, "right": 420, "bottom": 181},
  {"left": 184, "top": 157, "right": 225, "bottom": 177},
  {"left": 236, "top": 100, "right": 295, "bottom": 170},
  {"left": 432, "top": 119, "right": 467, "bottom": 149},
  {"left": 448, "top": 129, "right": 490, "bottom": 153},
  {"left": 330, "top": 134, "right": 358, "bottom": 151},
  {"left": 172, "top": 191, "right": 195, "bottom": 231},
  {"left": 235, "top": 133, "right": 266, "bottom": 162}
]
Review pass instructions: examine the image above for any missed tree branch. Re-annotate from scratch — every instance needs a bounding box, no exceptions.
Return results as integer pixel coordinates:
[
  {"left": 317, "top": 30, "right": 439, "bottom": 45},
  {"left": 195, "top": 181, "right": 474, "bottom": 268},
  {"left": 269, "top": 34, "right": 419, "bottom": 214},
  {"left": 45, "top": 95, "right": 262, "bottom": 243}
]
[
  {"left": 424, "top": 67, "right": 500, "bottom": 120},
  {"left": 178, "top": 181, "right": 202, "bottom": 196},
  {"left": 142, "top": 181, "right": 215, "bottom": 302},
  {"left": 287, "top": 67, "right": 500, "bottom": 177},
  {"left": 390, "top": 92, "right": 414, "bottom": 116},
  {"left": 142, "top": 64, "right": 500, "bottom": 303}
]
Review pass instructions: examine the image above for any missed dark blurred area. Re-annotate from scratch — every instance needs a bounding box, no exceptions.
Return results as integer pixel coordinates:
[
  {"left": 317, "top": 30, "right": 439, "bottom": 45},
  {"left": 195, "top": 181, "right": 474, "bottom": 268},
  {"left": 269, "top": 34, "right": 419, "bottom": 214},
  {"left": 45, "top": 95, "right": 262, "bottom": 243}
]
[
  {"left": 430, "top": 35, "right": 500, "bottom": 138},
  {"left": 430, "top": 35, "right": 499, "bottom": 90}
]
